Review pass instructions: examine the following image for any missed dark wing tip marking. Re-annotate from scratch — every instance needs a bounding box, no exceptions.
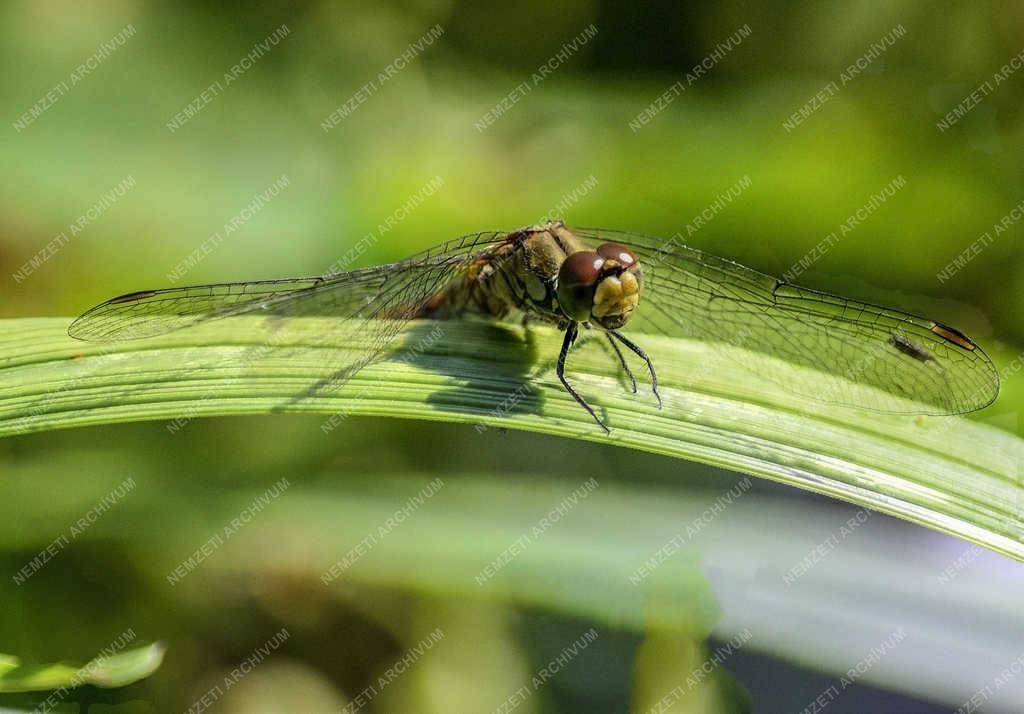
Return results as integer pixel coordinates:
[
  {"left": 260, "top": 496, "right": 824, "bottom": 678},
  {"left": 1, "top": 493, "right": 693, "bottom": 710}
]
[
  {"left": 931, "top": 322, "right": 977, "bottom": 351},
  {"left": 107, "top": 289, "right": 159, "bottom": 304}
]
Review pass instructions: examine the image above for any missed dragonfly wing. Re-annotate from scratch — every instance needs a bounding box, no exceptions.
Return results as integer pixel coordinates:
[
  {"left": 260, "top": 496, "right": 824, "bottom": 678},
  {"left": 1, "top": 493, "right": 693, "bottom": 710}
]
[
  {"left": 68, "top": 230, "right": 511, "bottom": 398},
  {"left": 258, "top": 230, "right": 511, "bottom": 397},
  {"left": 575, "top": 228, "right": 1000, "bottom": 415},
  {"left": 68, "top": 277, "right": 330, "bottom": 341},
  {"left": 69, "top": 231, "right": 511, "bottom": 341}
]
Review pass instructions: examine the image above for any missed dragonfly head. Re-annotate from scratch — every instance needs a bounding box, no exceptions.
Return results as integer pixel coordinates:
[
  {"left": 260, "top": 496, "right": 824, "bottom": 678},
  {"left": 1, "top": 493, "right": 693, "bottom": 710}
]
[{"left": 556, "top": 243, "right": 642, "bottom": 330}]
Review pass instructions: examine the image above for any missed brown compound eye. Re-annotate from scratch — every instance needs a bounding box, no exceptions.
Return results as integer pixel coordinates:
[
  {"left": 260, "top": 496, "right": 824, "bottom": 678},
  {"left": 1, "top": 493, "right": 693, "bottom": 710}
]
[
  {"left": 597, "top": 242, "right": 637, "bottom": 267},
  {"left": 557, "top": 251, "right": 603, "bottom": 321}
]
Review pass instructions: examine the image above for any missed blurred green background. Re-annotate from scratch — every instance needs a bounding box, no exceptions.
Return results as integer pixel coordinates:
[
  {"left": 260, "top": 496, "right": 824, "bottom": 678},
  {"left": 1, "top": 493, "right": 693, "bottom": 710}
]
[{"left": 2, "top": 1, "right": 1024, "bottom": 712}]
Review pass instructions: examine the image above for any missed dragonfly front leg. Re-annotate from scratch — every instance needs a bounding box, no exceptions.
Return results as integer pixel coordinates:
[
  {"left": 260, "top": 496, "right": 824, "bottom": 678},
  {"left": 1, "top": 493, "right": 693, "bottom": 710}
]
[
  {"left": 557, "top": 322, "right": 610, "bottom": 433},
  {"left": 609, "top": 330, "right": 662, "bottom": 408},
  {"left": 605, "top": 333, "right": 638, "bottom": 394}
]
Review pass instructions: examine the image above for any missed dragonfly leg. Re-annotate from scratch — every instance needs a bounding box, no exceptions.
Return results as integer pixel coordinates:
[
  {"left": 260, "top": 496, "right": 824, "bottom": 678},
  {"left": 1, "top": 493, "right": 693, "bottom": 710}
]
[
  {"left": 609, "top": 331, "right": 662, "bottom": 409},
  {"left": 605, "top": 333, "right": 638, "bottom": 394},
  {"left": 557, "top": 322, "right": 610, "bottom": 433}
]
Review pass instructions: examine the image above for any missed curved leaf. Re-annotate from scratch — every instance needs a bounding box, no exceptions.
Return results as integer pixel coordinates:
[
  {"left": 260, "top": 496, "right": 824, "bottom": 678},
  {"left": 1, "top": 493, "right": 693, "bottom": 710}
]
[
  {"left": 0, "top": 642, "right": 165, "bottom": 692},
  {"left": 1, "top": 317, "right": 1021, "bottom": 560}
]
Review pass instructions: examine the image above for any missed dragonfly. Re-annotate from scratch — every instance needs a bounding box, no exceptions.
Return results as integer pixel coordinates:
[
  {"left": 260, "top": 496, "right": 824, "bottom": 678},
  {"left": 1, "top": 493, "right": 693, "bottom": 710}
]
[{"left": 68, "top": 220, "right": 1000, "bottom": 431}]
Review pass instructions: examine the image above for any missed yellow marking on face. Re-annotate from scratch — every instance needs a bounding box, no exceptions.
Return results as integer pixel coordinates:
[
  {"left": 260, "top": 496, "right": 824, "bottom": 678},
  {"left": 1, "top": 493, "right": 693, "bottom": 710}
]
[{"left": 593, "top": 270, "right": 640, "bottom": 320}]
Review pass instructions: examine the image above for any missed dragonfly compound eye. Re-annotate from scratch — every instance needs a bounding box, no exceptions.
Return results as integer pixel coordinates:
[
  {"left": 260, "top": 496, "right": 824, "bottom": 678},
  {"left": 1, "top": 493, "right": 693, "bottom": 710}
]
[
  {"left": 596, "top": 242, "right": 637, "bottom": 267},
  {"left": 557, "top": 251, "right": 603, "bottom": 321}
]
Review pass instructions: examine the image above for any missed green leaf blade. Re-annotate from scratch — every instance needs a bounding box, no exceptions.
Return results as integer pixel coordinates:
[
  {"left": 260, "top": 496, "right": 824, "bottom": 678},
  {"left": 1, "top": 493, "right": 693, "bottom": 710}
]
[{"left": 1, "top": 317, "right": 1021, "bottom": 560}]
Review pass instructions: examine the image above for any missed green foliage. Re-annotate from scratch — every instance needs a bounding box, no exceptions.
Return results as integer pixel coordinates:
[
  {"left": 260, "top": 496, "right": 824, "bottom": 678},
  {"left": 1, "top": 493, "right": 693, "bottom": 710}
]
[
  {"left": 3, "top": 317, "right": 1021, "bottom": 561},
  {"left": 0, "top": 642, "right": 165, "bottom": 692}
]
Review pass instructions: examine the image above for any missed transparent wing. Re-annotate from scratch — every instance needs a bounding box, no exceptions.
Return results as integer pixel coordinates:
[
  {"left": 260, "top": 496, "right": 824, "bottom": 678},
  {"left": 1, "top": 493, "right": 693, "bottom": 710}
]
[
  {"left": 68, "top": 276, "right": 328, "bottom": 341},
  {"left": 68, "top": 230, "right": 510, "bottom": 397},
  {"left": 69, "top": 231, "right": 508, "bottom": 340},
  {"left": 575, "top": 227, "right": 1000, "bottom": 415}
]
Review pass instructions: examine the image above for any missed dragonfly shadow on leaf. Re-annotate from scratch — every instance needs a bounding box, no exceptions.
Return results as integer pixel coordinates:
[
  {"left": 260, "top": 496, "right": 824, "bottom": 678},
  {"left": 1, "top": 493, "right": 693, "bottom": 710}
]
[{"left": 399, "top": 320, "right": 545, "bottom": 421}]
